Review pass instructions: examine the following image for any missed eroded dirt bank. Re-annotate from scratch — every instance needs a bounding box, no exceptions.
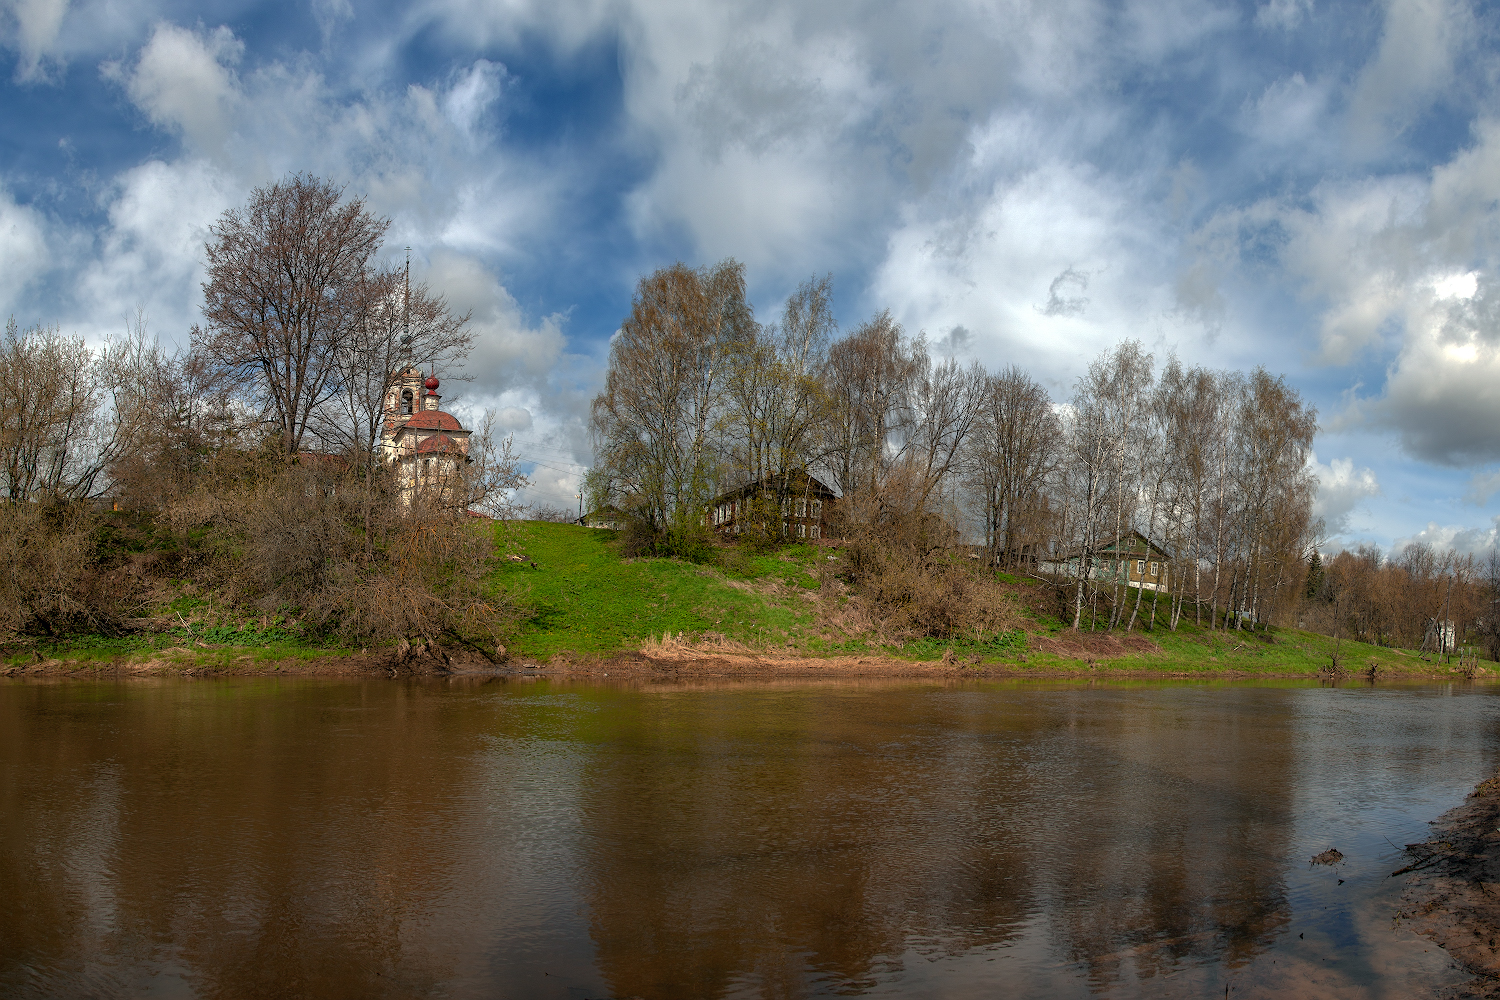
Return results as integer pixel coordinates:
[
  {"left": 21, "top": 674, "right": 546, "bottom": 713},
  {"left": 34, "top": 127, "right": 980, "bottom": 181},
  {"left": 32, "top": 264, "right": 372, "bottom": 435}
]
[{"left": 1401, "top": 771, "right": 1500, "bottom": 997}]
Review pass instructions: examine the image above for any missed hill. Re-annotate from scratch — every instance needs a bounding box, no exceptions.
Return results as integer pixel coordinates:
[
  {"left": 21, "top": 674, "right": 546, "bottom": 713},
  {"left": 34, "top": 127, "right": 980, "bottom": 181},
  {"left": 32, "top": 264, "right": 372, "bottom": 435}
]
[
  {"left": 491, "top": 522, "right": 1471, "bottom": 681},
  {"left": 3, "top": 518, "right": 1482, "bottom": 680}
]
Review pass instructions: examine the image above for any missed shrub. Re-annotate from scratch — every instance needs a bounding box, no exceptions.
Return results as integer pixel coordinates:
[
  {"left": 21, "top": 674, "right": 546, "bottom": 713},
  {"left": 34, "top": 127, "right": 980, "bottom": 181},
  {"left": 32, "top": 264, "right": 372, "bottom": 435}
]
[
  {"left": 825, "top": 467, "right": 1019, "bottom": 643},
  {"left": 0, "top": 497, "right": 141, "bottom": 640}
]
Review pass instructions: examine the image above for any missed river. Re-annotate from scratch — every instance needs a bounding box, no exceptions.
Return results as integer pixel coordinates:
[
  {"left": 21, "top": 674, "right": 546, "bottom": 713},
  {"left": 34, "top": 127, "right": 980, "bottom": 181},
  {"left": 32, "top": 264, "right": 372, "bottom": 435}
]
[{"left": 1, "top": 677, "right": 1495, "bottom": 998}]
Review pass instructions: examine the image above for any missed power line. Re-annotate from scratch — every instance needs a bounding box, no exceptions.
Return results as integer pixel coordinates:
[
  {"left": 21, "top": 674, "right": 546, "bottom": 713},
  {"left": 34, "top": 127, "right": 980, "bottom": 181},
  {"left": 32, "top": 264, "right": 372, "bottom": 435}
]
[
  {"left": 515, "top": 485, "right": 581, "bottom": 504},
  {"left": 518, "top": 456, "right": 588, "bottom": 477}
]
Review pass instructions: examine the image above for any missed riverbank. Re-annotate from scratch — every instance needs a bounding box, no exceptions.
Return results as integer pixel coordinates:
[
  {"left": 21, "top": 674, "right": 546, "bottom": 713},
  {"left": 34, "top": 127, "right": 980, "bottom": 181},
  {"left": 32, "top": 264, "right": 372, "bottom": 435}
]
[
  {"left": 1, "top": 634, "right": 1486, "bottom": 681},
  {"left": 3, "top": 521, "right": 1489, "bottom": 682},
  {"left": 1401, "top": 768, "right": 1500, "bottom": 997}
]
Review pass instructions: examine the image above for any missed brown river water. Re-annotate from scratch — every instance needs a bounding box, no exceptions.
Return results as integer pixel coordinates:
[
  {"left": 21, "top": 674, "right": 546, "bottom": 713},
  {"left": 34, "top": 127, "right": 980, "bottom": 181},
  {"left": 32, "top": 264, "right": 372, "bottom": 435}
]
[{"left": 1, "top": 677, "right": 1496, "bottom": 999}]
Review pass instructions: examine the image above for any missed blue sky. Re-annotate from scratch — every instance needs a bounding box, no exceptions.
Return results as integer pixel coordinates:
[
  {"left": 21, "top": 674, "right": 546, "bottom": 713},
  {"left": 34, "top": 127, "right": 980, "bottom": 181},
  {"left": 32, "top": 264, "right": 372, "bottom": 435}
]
[{"left": 2, "top": 0, "right": 1498, "bottom": 552}]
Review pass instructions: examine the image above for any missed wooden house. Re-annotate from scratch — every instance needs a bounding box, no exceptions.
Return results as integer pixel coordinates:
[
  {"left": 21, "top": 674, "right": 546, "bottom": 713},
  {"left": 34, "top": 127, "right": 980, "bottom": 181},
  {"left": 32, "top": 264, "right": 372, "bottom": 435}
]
[
  {"left": 1041, "top": 530, "right": 1172, "bottom": 591},
  {"left": 709, "top": 469, "right": 837, "bottom": 541},
  {"left": 1095, "top": 531, "right": 1171, "bottom": 591}
]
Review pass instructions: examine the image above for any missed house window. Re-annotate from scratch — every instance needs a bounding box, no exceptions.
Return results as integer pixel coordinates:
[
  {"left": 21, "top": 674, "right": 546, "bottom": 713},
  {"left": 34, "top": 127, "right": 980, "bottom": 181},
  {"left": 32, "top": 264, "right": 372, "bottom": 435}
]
[
  {"left": 812, "top": 499, "right": 822, "bottom": 518},
  {"left": 811, "top": 525, "right": 820, "bottom": 540},
  {"left": 1150, "top": 561, "right": 1159, "bottom": 577},
  {"left": 1135, "top": 559, "right": 1144, "bottom": 575},
  {"left": 798, "top": 523, "right": 806, "bottom": 538},
  {"left": 796, "top": 498, "right": 807, "bottom": 517}
]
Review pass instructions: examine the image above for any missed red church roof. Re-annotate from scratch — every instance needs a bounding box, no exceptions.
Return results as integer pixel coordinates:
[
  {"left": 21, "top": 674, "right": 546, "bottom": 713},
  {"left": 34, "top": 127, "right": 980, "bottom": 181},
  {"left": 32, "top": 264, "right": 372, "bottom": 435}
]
[
  {"left": 399, "top": 411, "right": 467, "bottom": 433},
  {"left": 414, "top": 434, "right": 464, "bottom": 455}
]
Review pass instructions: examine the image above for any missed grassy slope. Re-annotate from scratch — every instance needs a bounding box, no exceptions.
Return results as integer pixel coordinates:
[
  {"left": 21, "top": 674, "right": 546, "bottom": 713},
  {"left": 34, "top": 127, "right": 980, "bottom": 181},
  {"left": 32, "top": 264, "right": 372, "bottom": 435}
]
[
  {"left": 494, "top": 521, "right": 825, "bottom": 656},
  {"left": 6, "top": 519, "right": 1471, "bottom": 678},
  {"left": 497, "top": 522, "right": 1463, "bottom": 677}
]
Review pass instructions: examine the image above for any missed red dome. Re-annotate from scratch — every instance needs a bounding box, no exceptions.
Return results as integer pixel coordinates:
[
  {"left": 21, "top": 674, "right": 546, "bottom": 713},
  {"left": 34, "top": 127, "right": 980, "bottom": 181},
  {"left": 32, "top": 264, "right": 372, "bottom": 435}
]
[{"left": 423, "top": 376, "right": 440, "bottom": 392}]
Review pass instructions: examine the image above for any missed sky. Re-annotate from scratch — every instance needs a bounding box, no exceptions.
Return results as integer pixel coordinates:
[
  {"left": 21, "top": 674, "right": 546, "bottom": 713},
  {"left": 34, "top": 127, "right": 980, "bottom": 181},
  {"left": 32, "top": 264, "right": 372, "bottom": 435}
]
[{"left": 1, "top": 0, "right": 1498, "bottom": 554}]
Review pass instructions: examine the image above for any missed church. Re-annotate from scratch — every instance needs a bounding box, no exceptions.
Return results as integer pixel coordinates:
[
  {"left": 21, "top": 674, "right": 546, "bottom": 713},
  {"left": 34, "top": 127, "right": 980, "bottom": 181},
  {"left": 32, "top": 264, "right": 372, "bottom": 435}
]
[{"left": 379, "top": 367, "right": 472, "bottom": 503}]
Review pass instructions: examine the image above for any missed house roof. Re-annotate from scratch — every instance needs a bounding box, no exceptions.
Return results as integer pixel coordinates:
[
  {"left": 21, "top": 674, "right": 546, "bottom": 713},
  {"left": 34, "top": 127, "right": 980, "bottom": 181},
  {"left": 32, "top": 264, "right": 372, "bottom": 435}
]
[
  {"left": 413, "top": 433, "right": 464, "bottom": 455},
  {"left": 1095, "top": 530, "right": 1172, "bottom": 559},
  {"left": 398, "top": 411, "right": 468, "bottom": 433},
  {"left": 714, "top": 469, "right": 837, "bottom": 505}
]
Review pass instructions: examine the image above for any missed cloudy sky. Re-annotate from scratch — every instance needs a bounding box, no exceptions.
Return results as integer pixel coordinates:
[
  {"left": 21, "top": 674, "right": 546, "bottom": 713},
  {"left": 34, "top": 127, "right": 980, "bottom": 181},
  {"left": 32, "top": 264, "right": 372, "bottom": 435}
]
[{"left": 1, "top": 0, "right": 1498, "bottom": 551}]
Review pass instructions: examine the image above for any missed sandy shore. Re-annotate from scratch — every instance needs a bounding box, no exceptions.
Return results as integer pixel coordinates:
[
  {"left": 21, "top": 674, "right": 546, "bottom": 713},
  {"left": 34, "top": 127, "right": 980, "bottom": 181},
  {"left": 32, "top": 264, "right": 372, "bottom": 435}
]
[{"left": 1400, "top": 770, "right": 1500, "bottom": 997}]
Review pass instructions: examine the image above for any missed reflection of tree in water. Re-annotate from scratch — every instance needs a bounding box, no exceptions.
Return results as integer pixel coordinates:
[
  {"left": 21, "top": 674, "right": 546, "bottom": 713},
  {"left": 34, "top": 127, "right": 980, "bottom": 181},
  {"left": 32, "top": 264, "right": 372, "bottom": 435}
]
[
  {"left": 2, "top": 681, "right": 1307, "bottom": 998},
  {"left": 0, "top": 682, "right": 484, "bottom": 999},
  {"left": 1035, "top": 691, "right": 1295, "bottom": 988},
  {"left": 577, "top": 688, "right": 1046, "bottom": 998},
  {"left": 578, "top": 688, "right": 1298, "bottom": 998}
]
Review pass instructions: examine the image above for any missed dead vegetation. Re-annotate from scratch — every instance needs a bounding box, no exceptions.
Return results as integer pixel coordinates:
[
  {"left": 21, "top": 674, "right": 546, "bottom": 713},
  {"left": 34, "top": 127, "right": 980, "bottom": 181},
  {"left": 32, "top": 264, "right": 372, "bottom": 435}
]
[
  {"left": 0, "top": 174, "right": 531, "bottom": 657},
  {"left": 820, "top": 468, "right": 1023, "bottom": 644}
]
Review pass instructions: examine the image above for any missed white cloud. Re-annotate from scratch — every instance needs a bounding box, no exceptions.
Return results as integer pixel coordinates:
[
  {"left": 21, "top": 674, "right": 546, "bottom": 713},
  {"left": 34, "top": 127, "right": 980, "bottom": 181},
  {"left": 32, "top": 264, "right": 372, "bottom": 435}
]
[
  {"left": 114, "top": 23, "right": 243, "bottom": 155},
  {"left": 1121, "top": 0, "right": 1237, "bottom": 63},
  {"left": 1255, "top": 0, "right": 1312, "bottom": 30},
  {"left": 441, "top": 59, "right": 503, "bottom": 138},
  {"left": 75, "top": 159, "right": 239, "bottom": 345},
  {"left": 1311, "top": 452, "right": 1381, "bottom": 534},
  {"left": 1242, "top": 73, "right": 1332, "bottom": 151},
  {"left": 869, "top": 109, "right": 1186, "bottom": 384},
  {"left": 492, "top": 406, "right": 532, "bottom": 432},
  {"left": 4, "top": 0, "right": 69, "bottom": 81},
  {"left": 1463, "top": 469, "right": 1500, "bottom": 505},
  {"left": 1392, "top": 517, "right": 1500, "bottom": 556},
  {"left": 419, "top": 250, "right": 567, "bottom": 399},
  {"left": 1348, "top": 0, "right": 1470, "bottom": 148},
  {"left": 0, "top": 187, "right": 50, "bottom": 311}
]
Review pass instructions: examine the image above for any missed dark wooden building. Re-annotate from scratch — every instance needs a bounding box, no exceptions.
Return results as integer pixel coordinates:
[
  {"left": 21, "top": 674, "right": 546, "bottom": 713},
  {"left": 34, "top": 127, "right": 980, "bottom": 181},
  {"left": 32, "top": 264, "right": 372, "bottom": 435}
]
[{"left": 708, "top": 469, "right": 837, "bottom": 541}]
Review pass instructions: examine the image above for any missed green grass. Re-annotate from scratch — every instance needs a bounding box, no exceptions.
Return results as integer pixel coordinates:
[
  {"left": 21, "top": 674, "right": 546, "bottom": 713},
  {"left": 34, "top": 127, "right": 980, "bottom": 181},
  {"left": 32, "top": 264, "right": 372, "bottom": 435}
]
[
  {"left": 491, "top": 523, "right": 1480, "bottom": 677},
  {"left": 7, "top": 518, "right": 1481, "bottom": 679},
  {"left": 493, "top": 522, "right": 825, "bottom": 656},
  {"left": 1003, "top": 581, "right": 1467, "bottom": 677}
]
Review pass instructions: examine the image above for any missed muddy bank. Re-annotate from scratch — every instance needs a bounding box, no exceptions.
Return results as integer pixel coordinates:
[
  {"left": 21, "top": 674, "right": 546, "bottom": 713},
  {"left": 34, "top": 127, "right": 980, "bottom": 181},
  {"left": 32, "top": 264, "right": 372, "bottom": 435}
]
[
  {"left": 0, "top": 642, "right": 497, "bottom": 680},
  {"left": 0, "top": 639, "right": 1472, "bottom": 681},
  {"left": 1400, "top": 770, "right": 1500, "bottom": 997},
  {"left": 2, "top": 649, "right": 1226, "bottom": 681}
]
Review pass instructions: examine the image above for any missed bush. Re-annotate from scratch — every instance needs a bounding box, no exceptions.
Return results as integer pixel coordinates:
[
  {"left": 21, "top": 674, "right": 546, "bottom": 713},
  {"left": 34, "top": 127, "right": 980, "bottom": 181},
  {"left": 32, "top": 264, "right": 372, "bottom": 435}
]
[
  {"left": 188, "top": 461, "right": 522, "bottom": 651},
  {"left": 619, "top": 516, "right": 713, "bottom": 563},
  {"left": 825, "top": 467, "right": 1019, "bottom": 643},
  {"left": 0, "top": 497, "right": 141, "bottom": 640}
]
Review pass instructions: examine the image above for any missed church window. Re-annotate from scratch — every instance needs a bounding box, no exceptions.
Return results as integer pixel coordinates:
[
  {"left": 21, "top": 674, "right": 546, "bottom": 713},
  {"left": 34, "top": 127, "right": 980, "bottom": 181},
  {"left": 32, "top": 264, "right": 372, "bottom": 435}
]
[{"left": 402, "top": 389, "right": 414, "bottom": 414}]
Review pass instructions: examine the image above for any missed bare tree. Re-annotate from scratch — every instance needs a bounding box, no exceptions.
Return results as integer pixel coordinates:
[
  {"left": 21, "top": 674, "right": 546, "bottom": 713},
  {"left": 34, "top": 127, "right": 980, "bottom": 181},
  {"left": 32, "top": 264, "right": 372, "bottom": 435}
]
[
  {"left": 1062, "top": 356, "right": 1118, "bottom": 630},
  {"left": 0, "top": 317, "right": 167, "bottom": 501},
  {"left": 819, "top": 310, "right": 923, "bottom": 500},
  {"left": 591, "top": 259, "right": 754, "bottom": 538},
  {"left": 325, "top": 264, "right": 472, "bottom": 471},
  {"left": 970, "top": 365, "right": 1061, "bottom": 569},
  {"left": 195, "top": 174, "right": 389, "bottom": 456},
  {"left": 725, "top": 274, "right": 834, "bottom": 492}
]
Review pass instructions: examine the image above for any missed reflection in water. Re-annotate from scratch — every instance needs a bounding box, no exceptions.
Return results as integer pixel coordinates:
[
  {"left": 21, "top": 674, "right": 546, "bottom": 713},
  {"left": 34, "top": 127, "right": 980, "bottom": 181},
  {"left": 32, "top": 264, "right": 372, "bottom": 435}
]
[{"left": 0, "top": 679, "right": 1494, "bottom": 998}]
